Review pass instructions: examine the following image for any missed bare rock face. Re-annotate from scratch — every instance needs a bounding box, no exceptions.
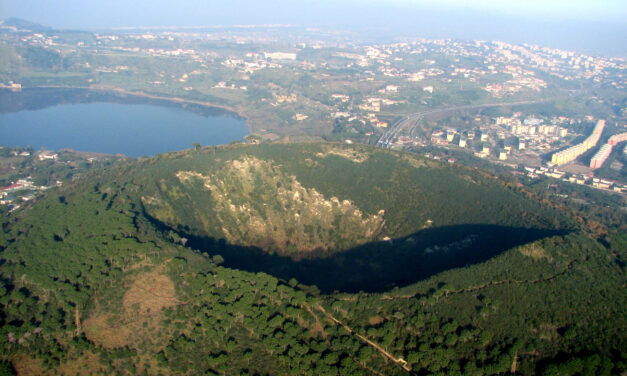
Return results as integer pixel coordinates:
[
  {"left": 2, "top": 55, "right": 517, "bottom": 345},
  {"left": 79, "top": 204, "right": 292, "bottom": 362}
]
[
  {"left": 139, "top": 142, "right": 574, "bottom": 261},
  {"left": 147, "top": 156, "right": 384, "bottom": 255}
]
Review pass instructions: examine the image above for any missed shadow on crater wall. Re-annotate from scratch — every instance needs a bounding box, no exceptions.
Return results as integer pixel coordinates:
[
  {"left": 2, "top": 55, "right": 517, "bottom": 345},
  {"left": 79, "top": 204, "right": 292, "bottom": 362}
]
[{"left": 153, "top": 215, "right": 566, "bottom": 293}]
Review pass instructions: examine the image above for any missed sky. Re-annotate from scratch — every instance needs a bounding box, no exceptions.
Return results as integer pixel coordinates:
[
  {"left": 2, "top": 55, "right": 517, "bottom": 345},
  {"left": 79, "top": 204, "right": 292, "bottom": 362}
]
[
  {"left": 1, "top": 0, "right": 626, "bottom": 56},
  {"left": 402, "top": 0, "right": 627, "bottom": 21}
]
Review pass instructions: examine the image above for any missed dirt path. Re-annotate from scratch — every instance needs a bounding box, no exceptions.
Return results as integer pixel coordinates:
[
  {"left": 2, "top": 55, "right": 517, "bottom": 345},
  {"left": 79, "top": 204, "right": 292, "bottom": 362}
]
[
  {"left": 303, "top": 303, "right": 387, "bottom": 376},
  {"left": 315, "top": 304, "right": 414, "bottom": 374},
  {"left": 313, "top": 263, "right": 573, "bottom": 374},
  {"left": 302, "top": 303, "right": 327, "bottom": 340},
  {"left": 381, "top": 262, "right": 574, "bottom": 301}
]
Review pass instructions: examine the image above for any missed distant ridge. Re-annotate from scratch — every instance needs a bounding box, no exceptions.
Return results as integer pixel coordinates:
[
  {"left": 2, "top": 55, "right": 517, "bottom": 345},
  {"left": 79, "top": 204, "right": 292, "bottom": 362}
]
[{"left": 0, "top": 17, "right": 52, "bottom": 32}]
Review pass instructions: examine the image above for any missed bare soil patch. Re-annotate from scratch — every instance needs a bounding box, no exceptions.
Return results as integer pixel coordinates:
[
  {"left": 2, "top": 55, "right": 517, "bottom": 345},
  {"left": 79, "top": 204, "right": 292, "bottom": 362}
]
[
  {"left": 84, "top": 270, "right": 178, "bottom": 349},
  {"left": 12, "top": 355, "right": 46, "bottom": 376}
]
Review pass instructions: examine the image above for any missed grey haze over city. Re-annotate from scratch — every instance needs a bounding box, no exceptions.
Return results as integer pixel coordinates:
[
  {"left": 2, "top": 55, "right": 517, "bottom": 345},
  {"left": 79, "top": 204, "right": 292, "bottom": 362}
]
[{"left": 1, "top": 0, "right": 626, "bottom": 57}]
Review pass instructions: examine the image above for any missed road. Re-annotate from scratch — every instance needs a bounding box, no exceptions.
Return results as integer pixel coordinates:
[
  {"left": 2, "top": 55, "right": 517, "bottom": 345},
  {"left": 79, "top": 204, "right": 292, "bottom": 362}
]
[{"left": 376, "top": 97, "right": 570, "bottom": 147}]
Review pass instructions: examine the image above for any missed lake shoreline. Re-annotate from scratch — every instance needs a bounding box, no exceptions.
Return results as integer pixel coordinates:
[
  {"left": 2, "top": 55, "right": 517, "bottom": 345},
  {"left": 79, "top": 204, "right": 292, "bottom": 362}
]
[
  {"left": 0, "top": 85, "right": 251, "bottom": 133},
  {"left": 0, "top": 92, "right": 249, "bottom": 157}
]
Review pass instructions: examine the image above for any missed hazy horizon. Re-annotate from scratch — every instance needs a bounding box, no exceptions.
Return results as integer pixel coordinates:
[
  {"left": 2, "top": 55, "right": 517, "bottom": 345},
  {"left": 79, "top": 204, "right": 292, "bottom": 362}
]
[{"left": 1, "top": 0, "right": 626, "bottom": 57}]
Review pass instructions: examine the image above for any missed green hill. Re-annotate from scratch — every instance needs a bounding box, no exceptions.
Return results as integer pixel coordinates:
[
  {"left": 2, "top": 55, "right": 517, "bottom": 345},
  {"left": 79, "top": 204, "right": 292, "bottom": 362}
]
[
  {"left": 140, "top": 143, "right": 572, "bottom": 251},
  {"left": 136, "top": 142, "right": 574, "bottom": 292},
  {"left": 0, "top": 142, "right": 625, "bottom": 375}
]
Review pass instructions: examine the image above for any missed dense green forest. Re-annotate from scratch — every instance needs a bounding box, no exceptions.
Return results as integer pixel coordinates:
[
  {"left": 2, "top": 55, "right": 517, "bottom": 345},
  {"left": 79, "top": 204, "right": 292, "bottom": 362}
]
[{"left": 0, "top": 142, "right": 625, "bottom": 375}]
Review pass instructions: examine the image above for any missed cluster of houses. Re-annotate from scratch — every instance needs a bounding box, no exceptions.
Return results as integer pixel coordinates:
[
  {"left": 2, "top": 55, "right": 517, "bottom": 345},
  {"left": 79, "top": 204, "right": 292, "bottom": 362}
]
[
  {"left": 0, "top": 151, "right": 62, "bottom": 212},
  {"left": 522, "top": 166, "right": 626, "bottom": 193},
  {"left": 0, "top": 177, "right": 38, "bottom": 211}
]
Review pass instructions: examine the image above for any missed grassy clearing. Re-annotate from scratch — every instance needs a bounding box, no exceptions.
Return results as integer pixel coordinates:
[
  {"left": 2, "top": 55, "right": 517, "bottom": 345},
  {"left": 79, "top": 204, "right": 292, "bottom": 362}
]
[{"left": 84, "top": 269, "right": 178, "bottom": 349}]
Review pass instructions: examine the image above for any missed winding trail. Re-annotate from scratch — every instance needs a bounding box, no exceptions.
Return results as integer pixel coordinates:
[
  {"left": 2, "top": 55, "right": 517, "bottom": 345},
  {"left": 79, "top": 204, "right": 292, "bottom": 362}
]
[
  {"left": 314, "top": 304, "right": 414, "bottom": 374},
  {"left": 380, "top": 261, "right": 575, "bottom": 301},
  {"left": 302, "top": 303, "right": 327, "bottom": 340},
  {"left": 442, "top": 261, "right": 574, "bottom": 297},
  {"left": 311, "top": 262, "right": 574, "bottom": 375}
]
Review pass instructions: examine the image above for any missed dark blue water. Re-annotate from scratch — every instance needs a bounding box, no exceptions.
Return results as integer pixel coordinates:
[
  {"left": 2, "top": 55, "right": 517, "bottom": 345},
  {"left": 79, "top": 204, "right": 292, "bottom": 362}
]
[{"left": 0, "top": 102, "right": 248, "bottom": 157}]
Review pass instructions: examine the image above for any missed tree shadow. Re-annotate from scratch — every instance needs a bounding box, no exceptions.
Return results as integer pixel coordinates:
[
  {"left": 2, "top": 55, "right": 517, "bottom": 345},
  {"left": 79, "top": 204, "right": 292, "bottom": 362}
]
[{"left": 155, "top": 215, "right": 567, "bottom": 293}]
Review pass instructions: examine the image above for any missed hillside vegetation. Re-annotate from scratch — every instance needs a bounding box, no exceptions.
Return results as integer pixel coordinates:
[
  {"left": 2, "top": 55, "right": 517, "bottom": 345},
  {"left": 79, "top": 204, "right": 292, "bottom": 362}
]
[
  {"left": 140, "top": 143, "right": 573, "bottom": 254},
  {"left": 0, "top": 142, "right": 625, "bottom": 375}
]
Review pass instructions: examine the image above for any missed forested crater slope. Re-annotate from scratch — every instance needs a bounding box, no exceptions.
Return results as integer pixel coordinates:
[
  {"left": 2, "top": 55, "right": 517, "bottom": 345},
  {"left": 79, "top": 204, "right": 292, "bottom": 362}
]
[
  {"left": 138, "top": 142, "right": 574, "bottom": 258},
  {"left": 0, "top": 142, "right": 625, "bottom": 375}
]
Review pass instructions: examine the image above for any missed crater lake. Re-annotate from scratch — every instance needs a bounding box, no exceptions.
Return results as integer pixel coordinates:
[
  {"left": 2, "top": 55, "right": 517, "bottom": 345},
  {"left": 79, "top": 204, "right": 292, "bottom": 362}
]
[{"left": 0, "top": 88, "right": 248, "bottom": 157}]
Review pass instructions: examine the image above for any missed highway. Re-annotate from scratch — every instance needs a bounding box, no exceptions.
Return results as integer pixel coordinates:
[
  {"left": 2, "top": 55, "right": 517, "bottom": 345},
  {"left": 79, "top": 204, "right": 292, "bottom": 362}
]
[{"left": 376, "top": 97, "right": 571, "bottom": 148}]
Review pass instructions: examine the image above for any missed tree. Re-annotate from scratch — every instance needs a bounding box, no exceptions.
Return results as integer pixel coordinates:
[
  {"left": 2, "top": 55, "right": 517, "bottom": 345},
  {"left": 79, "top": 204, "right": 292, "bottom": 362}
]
[{"left": 212, "top": 255, "right": 224, "bottom": 265}]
